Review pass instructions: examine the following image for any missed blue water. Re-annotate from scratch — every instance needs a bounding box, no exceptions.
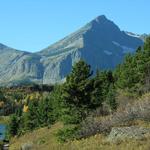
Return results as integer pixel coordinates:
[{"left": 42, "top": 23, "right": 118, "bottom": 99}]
[{"left": 0, "top": 124, "right": 6, "bottom": 140}]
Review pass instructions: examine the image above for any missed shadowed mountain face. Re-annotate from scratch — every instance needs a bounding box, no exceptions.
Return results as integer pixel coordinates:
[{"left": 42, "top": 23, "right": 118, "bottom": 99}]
[{"left": 0, "top": 15, "right": 143, "bottom": 86}]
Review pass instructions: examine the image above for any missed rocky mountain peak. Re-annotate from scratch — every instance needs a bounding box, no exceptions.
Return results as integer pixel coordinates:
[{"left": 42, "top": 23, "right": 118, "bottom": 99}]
[
  {"left": 94, "top": 15, "right": 107, "bottom": 22},
  {"left": 0, "top": 15, "right": 144, "bottom": 86},
  {"left": 0, "top": 43, "right": 8, "bottom": 49},
  {"left": 87, "top": 15, "right": 120, "bottom": 36}
]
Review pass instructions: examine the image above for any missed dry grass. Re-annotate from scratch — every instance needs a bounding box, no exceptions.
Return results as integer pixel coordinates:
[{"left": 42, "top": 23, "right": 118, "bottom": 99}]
[
  {"left": 78, "top": 92, "right": 150, "bottom": 139},
  {"left": 0, "top": 116, "right": 10, "bottom": 124},
  {"left": 63, "top": 135, "right": 150, "bottom": 150},
  {"left": 10, "top": 122, "right": 150, "bottom": 150},
  {"left": 10, "top": 122, "right": 63, "bottom": 150}
]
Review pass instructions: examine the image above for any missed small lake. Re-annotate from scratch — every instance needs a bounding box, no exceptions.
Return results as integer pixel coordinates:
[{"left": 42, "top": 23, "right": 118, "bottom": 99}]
[{"left": 0, "top": 124, "right": 6, "bottom": 140}]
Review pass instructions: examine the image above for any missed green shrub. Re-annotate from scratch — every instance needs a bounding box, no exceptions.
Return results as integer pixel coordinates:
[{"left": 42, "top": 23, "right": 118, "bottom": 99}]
[
  {"left": 56, "top": 126, "right": 78, "bottom": 143},
  {"left": 0, "top": 141, "right": 3, "bottom": 149}
]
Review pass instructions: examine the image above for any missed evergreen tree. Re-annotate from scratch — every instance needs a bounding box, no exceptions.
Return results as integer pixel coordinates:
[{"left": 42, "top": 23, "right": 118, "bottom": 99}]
[
  {"left": 24, "top": 100, "right": 39, "bottom": 131},
  {"left": 9, "top": 114, "right": 19, "bottom": 136},
  {"left": 144, "top": 37, "right": 150, "bottom": 51},
  {"left": 38, "top": 97, "right": 55, "bottom": 126},
  {"left": 49, "top": 85, "right": 64, "bottom": 121},
  {"left": 91, "top": 71, "right": 103, "bottom": 108},
  {"left": 114, "top": 36, "right": 150, "bottom": 94},
  {"left": 106, "top": 85, "right": 117, "bottom": 111},
  {"left": 61, "top": 60, "right": 93, "bottom": 124}
]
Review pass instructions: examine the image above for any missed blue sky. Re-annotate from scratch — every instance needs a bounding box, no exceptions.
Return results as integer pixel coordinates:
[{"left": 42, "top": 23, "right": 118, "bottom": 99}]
[{"left": 0, "top": 0, "right": 149, "bottom": 52}]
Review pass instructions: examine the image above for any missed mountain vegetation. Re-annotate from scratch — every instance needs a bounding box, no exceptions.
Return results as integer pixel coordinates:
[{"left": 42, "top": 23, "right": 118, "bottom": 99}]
[
  {"left": 7, "top": 60, "right": 117, "bottom": 139},
  {"left": 115, "top": 37, "right": 150, "bottom": 94},
  {"left": 0, "top": 15, "right": 149, "bottom": 150}
]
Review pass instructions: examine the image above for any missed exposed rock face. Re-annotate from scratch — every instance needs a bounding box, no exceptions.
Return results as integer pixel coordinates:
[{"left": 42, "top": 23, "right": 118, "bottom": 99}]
[
  {"left": 108, "top": 126, "right": 150, "bottom": 142},
  {"left": 0, "top": 15, "right": 143, "bottom": 86},
  {"left": 21, "top": 143, "right": 33, "bottom": 150},
  {"left": 0, "top": 46, "right": 44, "bottom": 86}
]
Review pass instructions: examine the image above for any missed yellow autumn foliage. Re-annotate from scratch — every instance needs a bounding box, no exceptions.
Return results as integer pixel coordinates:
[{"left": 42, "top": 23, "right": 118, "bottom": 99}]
[
  {"left": 29, "top": 95, "right": 34, "bottom": 100},
  {"left": 23, "top": 105, "right": 29, "bottom": 113},
  {"left": 0, "top": 101, "right": 4, "bottom": 108}
]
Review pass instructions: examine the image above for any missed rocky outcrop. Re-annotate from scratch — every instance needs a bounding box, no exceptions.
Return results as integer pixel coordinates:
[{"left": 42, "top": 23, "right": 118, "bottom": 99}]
[
  {"left": 21, "top": 143, "right": 33, "bottom": 150},
  {"left": 108, "top": 126, "right": 150, "bottom": 142}
]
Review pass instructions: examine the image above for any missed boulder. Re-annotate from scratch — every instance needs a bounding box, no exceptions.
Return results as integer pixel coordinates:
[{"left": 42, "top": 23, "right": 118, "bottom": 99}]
[
  {"left": 21, "top": 143, "right": 33, "bottom": 150},
  {"left": 108, "top": 126, "right": 150, "bottom": 142}
]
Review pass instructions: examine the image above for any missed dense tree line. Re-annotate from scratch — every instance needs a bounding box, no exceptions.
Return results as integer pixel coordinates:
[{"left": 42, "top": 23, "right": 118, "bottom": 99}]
[
  {"left": 8, "top": 60, "right": 117, "bottom": 138},
  {"left": 114, "top": 37, "right": 150, "bottom": 94}
]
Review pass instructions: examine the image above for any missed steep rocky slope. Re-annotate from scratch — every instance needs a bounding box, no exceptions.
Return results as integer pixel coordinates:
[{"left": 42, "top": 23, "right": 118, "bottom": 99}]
[{"left": 0, "top": 15, "right": 143, "bottom": 86}]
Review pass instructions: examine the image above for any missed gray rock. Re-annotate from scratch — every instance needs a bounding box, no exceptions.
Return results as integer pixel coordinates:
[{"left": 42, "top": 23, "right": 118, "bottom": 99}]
[
  {"left": 21, "top": 143, "right": 33, "bottom": 150},
  {"left": 108, "top": 126, "right": 150, "bottom": 142}
]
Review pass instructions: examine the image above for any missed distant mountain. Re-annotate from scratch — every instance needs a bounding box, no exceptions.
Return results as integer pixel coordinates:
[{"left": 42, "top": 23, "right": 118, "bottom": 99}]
[
  {"left": 0, "top": 15, "right": 144, "bottom": 86},
  {"left": 0, "top": 44, "right": 43, "bottom": 86}
]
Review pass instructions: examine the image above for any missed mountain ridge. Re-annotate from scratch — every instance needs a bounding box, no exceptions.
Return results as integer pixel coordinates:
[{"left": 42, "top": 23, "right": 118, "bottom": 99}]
[{"left": 0, "top": 15, "right": 144, "bottom": 86}]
